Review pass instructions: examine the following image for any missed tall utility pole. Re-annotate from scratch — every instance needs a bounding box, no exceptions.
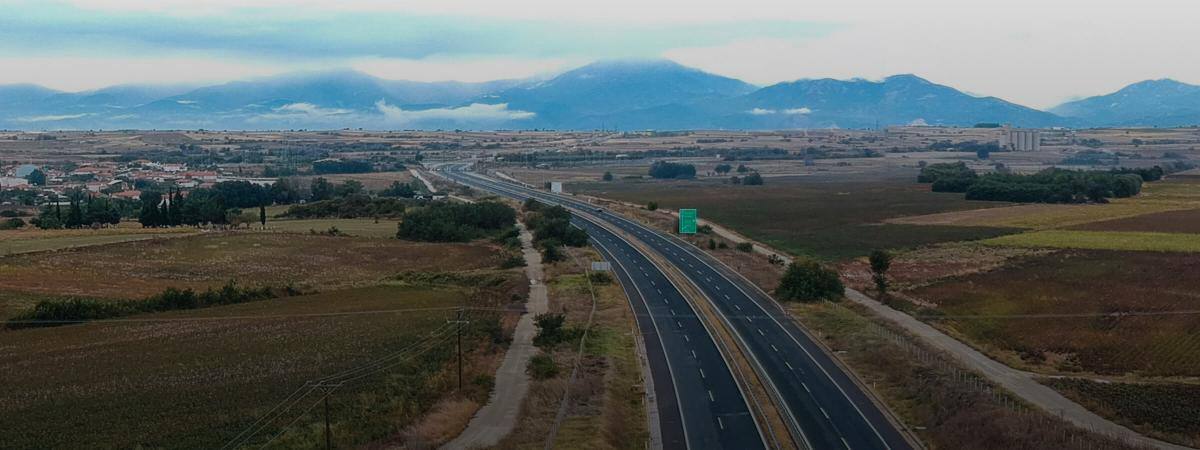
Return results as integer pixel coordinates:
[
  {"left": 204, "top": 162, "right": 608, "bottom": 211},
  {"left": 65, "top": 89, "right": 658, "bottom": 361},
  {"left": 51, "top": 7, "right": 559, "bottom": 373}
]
[
  {"left": 447, "top": 308, "right": 470, "bottom": 390},
  {"left": 324, "top": 395, "right": 332, "bottom": 450}
]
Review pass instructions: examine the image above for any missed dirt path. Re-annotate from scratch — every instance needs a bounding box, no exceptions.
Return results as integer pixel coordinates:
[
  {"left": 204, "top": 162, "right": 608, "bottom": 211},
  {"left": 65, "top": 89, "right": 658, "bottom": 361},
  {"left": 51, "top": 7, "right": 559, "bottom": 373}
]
[
  {"left": 441, "top": 223, "right": 548, "bottom": 449},
  {"left": 410, "top": 168, "right": 438, "bottom": 193}
]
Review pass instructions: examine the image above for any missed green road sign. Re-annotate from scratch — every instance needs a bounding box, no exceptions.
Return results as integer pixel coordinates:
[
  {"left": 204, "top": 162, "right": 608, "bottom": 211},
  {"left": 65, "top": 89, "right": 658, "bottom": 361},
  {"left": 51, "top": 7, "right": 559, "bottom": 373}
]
[{"left": 679, "top": 209, "right": 698, "bottom": 234}]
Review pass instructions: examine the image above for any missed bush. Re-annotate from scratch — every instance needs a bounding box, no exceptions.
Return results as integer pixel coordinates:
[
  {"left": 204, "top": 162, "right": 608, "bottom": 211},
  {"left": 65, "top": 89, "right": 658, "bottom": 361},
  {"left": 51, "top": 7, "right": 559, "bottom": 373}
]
[
  {"left": 646, "top": 201, "right": 658, "bottom": 211},
  {"left": 533, "top": 313, "right": 568, "bottom": 347},
  {"left": 735, "top": 242, "right": 753, "bottom": 252},
  {"left": 496, "top": 255, "right": 525, "bottom": 270},
  {"left": 281, "top": 195, "right": 407, "bottom": 219},
  {"left": 743, "top": 172, "right": 764, "bottom": 185},
  {"left": 0, "top": 217, "right": 25, "bottom": 230},
  {"left": 397, "top": 201, "right": 516, "bottom": 242},
  {"left": 528, "top": 354, "right": 559, "bottom": 379},
  {"left": 918, "top": 162, "right": 977, "bottom": 184},
  {"left": 587, "top": 271, "right": 613, "bottom": 284},
  {"left": 540, "top": 242, "right": 565, "bottom": 263},
  {"left": 648, "top": 161, "right": 696, "bottom": 179},
  {"left": 931, "top": 176, "right": 977, "bottom": 193},
  {"left": 7, "top": 282, "right": 279, "bottom": 329},
  {"left": 776, "top": 259, "right": 844, "bottom": 302}
]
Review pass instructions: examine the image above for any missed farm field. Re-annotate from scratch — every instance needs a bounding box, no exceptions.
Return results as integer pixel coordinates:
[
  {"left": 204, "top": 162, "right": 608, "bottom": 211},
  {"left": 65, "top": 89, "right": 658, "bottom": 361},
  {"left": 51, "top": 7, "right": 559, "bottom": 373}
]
[
  {"left": 889, "top": 174, "right": 1200, "bottom": 229},
  {"left": 0, "top": 233, "right": 503, "bottom": 319},
  {"left": 907, "top": 249, "right": 1200, "bottom": 377},
  {"left": 981, "top": 230, "right": 1200, "bottom": 252},
  {"left": 0, "top": 225, "right": 197, "bottom": 255},
  {"left": 1068, "top": 208, "right": 1200, "bottom": 233},
  {"left": 1045, "top": 378, "right": 1200, "bottom": 448},
  {"left": 0, "top": 282, "right": 521, "bottom": 450},
  {"left": 573, "top": 178, "right": 1018, "bottom": 260},
  {"left": 267, "top": 218, "right": 400, "bottom": 238}
]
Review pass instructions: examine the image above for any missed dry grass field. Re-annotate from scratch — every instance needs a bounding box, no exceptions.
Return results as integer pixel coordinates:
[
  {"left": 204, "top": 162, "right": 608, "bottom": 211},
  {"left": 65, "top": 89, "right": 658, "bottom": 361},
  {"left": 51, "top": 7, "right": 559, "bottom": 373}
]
[
  {"left": 907, "top": 249, "right": 1200, "bottom": 377},
  {"left": 266, "top": 218, "right": 400, "bottom": 238},
  {"left": 0, "top": 233, "right": 503, "bottom": 319},
  {"left": 0, "top": 281, "right": 522, "bottom": 450},
  {"left": 0, "top": 225, "right": 197, "bottom": 255}
]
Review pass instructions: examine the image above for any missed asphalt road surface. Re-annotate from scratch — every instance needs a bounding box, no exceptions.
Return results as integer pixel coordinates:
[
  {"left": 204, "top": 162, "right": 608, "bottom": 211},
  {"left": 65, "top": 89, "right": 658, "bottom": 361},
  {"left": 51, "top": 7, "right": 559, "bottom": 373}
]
[
  {"left": 440, "top": 164, "right": 913, "bottom": 450},
  {"left": 438, "top": 165, "right": 766, "bottom": 450}
]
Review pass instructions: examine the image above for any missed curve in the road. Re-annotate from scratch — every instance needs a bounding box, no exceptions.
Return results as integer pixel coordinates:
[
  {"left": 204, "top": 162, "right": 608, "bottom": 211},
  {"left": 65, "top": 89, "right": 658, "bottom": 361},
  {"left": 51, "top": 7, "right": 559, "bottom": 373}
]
[
  {"left": 446, "top": 165, "right": 914, "bottom": 450},
  {"left": 440, "top": 165, "right": 766, "bottom": 450}
]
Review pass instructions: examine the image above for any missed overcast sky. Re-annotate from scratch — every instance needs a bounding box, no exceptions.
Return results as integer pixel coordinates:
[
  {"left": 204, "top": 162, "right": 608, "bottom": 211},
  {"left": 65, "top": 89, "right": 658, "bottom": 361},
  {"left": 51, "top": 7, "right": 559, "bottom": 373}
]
[{"left": 1, "top": 0, "right": 1196, "bottom": 109}]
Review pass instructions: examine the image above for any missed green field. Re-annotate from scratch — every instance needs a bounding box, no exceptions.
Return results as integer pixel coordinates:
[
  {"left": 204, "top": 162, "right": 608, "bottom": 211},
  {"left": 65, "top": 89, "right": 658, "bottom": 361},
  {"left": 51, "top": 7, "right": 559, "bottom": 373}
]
[
  {"left": 982, "top": 230, "right": 1200, "bottom": 252},
  {"left": 0, "top": 283, "right": 513, "bottom": 449},
  {"left": 574, "top": 178, "right": 1017, "bottom": 260}
]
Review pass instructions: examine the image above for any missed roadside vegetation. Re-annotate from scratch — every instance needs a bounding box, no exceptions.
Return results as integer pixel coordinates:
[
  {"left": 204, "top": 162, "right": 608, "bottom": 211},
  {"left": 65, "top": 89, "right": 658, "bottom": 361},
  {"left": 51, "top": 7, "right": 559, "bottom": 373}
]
[
  {"left": 496, "top": 247, "right": 648, "bottom": 450},
  {"left": 791, "top": 302, "right": 1147, "bottom": 450},
  {"left": 522, "top": 199, "right": 589, "bottom": 262}
]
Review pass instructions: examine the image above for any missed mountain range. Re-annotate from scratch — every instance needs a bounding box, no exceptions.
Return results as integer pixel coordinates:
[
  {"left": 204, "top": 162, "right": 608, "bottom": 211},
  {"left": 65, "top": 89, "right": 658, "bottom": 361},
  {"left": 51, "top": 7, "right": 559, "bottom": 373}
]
[{"left": 1, "top": 59, "right": 1197, "bottom": 131}]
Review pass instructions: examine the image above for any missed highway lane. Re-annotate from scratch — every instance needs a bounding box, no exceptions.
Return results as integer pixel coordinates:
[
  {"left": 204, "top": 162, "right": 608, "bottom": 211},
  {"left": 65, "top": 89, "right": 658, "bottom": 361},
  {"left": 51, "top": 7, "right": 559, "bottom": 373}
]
[
  {"left": 438, "top": 166, "right": 765, "bottom": 450},
  {"left": 448, "top": 166, "right": 913, "bottom": 450}
]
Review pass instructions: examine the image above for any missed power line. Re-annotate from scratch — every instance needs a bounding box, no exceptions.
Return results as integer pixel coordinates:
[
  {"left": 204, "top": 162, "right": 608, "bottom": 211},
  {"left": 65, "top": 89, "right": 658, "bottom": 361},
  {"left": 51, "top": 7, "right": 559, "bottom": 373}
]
[{"left": 221, "top": 324, "right": 457, "bottom": 449}]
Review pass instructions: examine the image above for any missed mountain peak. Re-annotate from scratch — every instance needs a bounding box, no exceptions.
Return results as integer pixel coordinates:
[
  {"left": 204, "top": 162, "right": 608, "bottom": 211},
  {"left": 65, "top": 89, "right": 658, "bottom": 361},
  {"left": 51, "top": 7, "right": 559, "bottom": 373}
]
[{"left": 883, "top": 74, "right": 932, "bottom": 85}]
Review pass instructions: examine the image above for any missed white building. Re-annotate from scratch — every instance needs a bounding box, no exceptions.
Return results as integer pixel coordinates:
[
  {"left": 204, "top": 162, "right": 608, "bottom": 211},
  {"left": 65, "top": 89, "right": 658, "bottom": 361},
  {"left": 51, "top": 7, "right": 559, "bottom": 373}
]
[{"left": 0, "top": 176, "right": 30, "bottom": 189}]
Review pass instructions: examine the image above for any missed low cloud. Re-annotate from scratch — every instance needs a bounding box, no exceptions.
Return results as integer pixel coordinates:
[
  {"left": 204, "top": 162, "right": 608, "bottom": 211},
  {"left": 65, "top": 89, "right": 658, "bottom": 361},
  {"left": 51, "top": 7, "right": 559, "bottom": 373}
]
[
  {"left": 254, "top": 102, "right": 354, "bottom": 121},
  {"left": 748, "top": 106, "right": 811, "bottom": 115},
  {"left": 15, "top": 113, "right": 90, "bottom": 123},
  {"left": 375, "top": 101, "right": 535, "bottom": 125}
]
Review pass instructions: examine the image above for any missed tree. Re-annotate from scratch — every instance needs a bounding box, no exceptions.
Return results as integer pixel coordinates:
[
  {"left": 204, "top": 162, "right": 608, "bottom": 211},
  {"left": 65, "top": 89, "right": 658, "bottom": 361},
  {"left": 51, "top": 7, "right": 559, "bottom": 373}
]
[
  {"left": 776, "top": 259, "right": 844, "bottom": 302},
  {"left": 743, "top": 172, "right": 764, "bottom": 185},
  {"left": 378, "top": 181, "right": 416, "bottom": 198},
  {"left": 736, "top": 164, "right": 749, "bottom": 174},
  {"left": 602, "top": 171, "right": 614, "bottom": 182},
  {"left": 648, "top": 161, "right": 696, "bottom": 179},
  {"left": 646, "top": 201, "right": 658, "bottom": 211},
  {"left": 714, "top": 164, "right": 732, "bottom": 175},
  {"left": 310, "top": 177, "right": 334, "bottom": 201},
  {"left": 25, "top": 169, "right": 46, "bottom": 186},
  {"left": 868, "top": 250, "right": 893, "bottom": 298},
  {"left": 977, "top": 147, "right": 991, "bottom": 160},
  {"left": 335, "top": 180, "right": 364, "bottom": 197},
  {"left": 259, "top": 204, "right": 267, "bottom": 229}
]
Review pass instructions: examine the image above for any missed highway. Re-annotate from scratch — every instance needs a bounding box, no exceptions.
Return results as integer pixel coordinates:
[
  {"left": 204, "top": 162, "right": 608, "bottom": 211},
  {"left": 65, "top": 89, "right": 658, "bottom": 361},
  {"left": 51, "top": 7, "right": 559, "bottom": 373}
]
[
  {"left": 436, "top": 165, "right": 767, "bottom": 449},
  {"left": 440, "top": 164, "right": 913, "bottom": 450}
]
